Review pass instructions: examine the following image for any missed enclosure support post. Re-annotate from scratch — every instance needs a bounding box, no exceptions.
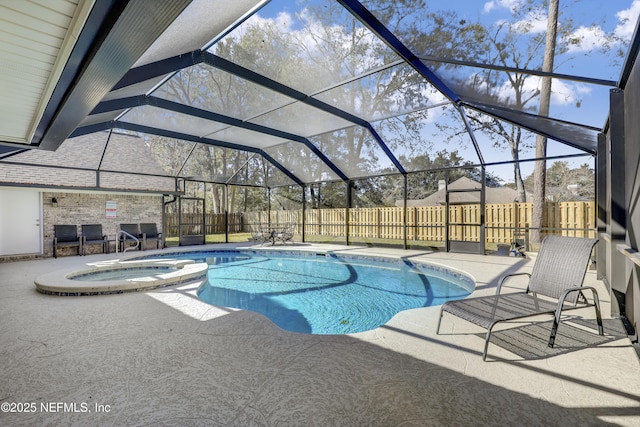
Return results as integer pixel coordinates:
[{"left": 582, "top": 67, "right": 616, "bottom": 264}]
[
  {"left": 480, "top": 167, "right": 486, "bottom": 255},
  {"left": 161, "top": 195, "right": 166, "bottom": 248},
  {"left": 345, "top": 180, "right": 351, "bottom": 246},
  {"left": 444, "top": 170, "right": 450, "bottom": 252},
  {"left": 403, "top": 174, "right": 408, "bottom": 250},
  {"left": 202, "top": 194, "right": 206, "bottom": 245},
  {"left": 224, "top": 184, "right": 229, "bottom": 244},
  {"left": 178, "top": 196, "right": 183, "bottom": 244},
  {"left": 301, "top": 185, "right": 306, "bottom": 243},
  {"left": 267, "top": 187, "right": 271, "bottom": 229}
]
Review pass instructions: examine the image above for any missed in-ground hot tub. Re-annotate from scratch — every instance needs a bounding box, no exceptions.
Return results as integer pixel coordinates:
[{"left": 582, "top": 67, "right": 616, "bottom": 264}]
[{"left": 35, "top": 259, "right": 208, "bottom": 296}]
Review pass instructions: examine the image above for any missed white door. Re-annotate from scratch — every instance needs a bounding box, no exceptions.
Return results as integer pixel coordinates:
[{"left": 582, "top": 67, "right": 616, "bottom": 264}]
[{"left": 0, "top": 189, "right": 42, "bottom": 255}]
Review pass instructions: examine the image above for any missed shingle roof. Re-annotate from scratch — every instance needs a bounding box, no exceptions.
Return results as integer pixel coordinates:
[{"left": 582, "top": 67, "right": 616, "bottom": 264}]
[{"left": 398, "top": 177, "right": 519, "bottom": 206}]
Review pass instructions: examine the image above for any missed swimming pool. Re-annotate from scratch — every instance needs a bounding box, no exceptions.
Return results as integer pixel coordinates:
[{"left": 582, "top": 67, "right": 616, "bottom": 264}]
[{"left": 151, "top": 250, "right": 474, "bottom": 334}]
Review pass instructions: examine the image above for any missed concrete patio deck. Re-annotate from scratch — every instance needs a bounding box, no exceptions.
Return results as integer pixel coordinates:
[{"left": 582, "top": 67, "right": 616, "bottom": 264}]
[{"left": 1, "top": 243, "right": 639, "bottom": 426}]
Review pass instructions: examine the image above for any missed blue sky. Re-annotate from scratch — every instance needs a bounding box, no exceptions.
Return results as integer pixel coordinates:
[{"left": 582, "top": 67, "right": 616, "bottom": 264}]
[
  {"left": 452, "top": 0, "right": 640, "bottom": 181},
  {"left": 238, "top": 0, "right": 640, "bottom": 182}
]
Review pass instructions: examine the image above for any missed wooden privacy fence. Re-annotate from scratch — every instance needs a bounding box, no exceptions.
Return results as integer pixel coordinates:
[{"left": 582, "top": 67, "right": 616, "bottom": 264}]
[
  {"left": 165, "top": 213, "right": 243, "bottom": 237},
  {"left": 165, "top": 202, "right": 594, "bottom": 243},
  {"left": 243, "top": 201, "right": 595, "bottom": 243}
]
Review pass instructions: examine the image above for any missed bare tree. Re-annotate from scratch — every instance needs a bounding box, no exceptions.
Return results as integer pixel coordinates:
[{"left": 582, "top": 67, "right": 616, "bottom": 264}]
[{"left": 531, "top": 0, "right": 559, "bottom": 244}]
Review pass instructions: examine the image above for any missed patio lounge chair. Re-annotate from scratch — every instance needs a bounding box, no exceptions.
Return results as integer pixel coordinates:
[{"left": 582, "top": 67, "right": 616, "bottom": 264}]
[
  {"left": 436, "top": 235, "right": 603, "bottom": 361},
  {"left": 81, "top": 224, "right": 109, "bottom": 255},
  {"left": 53, "top": 224, "right": 81, "bottom": 258},
  {"left": 139, "top": 223, "right": 163, "bottom": 250}
]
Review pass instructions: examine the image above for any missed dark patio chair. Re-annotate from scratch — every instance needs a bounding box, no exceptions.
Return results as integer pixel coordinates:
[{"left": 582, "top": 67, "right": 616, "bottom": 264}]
[
  {"left": 436, "top": 236, "right": 603, "bottom": 361},
  {"left": 273, "top": 223, "right": 295, "bottom": 245},
  {"left": 510, "top": 227, "right": 529, "bottom": 257},
  {"left": 53, "top": 225, "right": 81, "bottom": 258},
  {"left": 119, "top": 223, "right": 140, "bottom": 251},
  {"left": 139, "top": 223, "right": 163, "bottom": 250},
  {"left": 250, "top": 224, "right": 274, "bottom": 245},
  {"left": 81, "top": 224, "right": 109, "bottom": 255}
]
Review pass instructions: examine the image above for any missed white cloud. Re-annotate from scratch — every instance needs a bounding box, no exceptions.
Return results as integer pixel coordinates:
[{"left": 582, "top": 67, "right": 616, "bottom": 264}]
[
  {"left": 563, "top": 0, "right": 640, "bottom": 53},
  {"left": 225, "top": 11, "right": 295, "bottom": 42},
  {"left": 465, "top": 73, "right": 591, "bottom": 108},
  {"left": 511, "top": 9, "right": 548, "bottom": 34},
  {"left": 615, "top": 0, "right": 640, "bottom": 39},
  {"left": 228, "top": 8, "right": 388, "bottom": 77},
  {"left": 483, "top": 2, "right": 496, "bottom": 13},
  {"left": 496, "top": 1, "right": 639, "bottom": 51},
  {"left": 483, "top": 0, "right": 524, "bottom": 14},
  {"left": 565, "top": 25, "right": 608, "bottom": 53},
  {"left": 529, "top": 76, "right": 592, "bottom": 106}
]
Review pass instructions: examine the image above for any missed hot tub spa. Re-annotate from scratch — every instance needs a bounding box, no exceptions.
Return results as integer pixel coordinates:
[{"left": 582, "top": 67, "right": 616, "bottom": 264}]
[{"left": 34, "top": 259, "right": 208, "bottom": 296}]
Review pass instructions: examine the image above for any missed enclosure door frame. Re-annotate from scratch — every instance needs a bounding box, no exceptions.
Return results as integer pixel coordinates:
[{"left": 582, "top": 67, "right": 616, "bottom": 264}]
[
  {"left": 178, "top": 196, "right": 206, "bottom": 246},
  {"left": 445, "top": 172, "right": 486, "bottom": 255}
]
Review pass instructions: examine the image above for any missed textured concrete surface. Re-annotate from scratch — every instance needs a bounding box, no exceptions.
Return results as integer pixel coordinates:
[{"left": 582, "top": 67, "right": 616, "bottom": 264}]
[{"left": 1, "top": 243, "right": 639, "bottom": 426}]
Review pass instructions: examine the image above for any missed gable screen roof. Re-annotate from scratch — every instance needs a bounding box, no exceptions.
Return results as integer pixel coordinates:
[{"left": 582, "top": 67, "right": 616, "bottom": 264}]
[{"left": 1, "top": 0, "right": 639, "bottom": 188}]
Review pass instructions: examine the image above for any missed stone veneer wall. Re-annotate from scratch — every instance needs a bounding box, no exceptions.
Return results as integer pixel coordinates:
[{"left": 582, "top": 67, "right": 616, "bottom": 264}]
[{"left": 44, "top": 192, "right": 163, "bottom": 257}]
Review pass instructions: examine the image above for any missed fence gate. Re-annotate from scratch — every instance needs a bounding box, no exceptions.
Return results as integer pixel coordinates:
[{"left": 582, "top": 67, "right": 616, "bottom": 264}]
[
  {"left": 446, "top": 181, "right": 485, "bottom": 254},
  {"left": 179, "top": 197, "right": 205, "bottom": 246}
]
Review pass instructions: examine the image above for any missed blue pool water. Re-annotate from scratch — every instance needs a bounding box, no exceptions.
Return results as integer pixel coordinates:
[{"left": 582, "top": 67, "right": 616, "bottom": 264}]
[{"left": 153, "top": 251, "right": 474, "bottom": 334}]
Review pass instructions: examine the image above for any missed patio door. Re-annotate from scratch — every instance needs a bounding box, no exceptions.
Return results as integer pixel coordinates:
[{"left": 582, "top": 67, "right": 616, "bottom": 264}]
[
  {"left": 445, "top": 182, "right": 485, "bottom": 254},
  {"left": 0, "top": 189, "right": 42, "bottom": 255},
  {"left": 179, "top": 197, "right": 205, "bottom": 246}
]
